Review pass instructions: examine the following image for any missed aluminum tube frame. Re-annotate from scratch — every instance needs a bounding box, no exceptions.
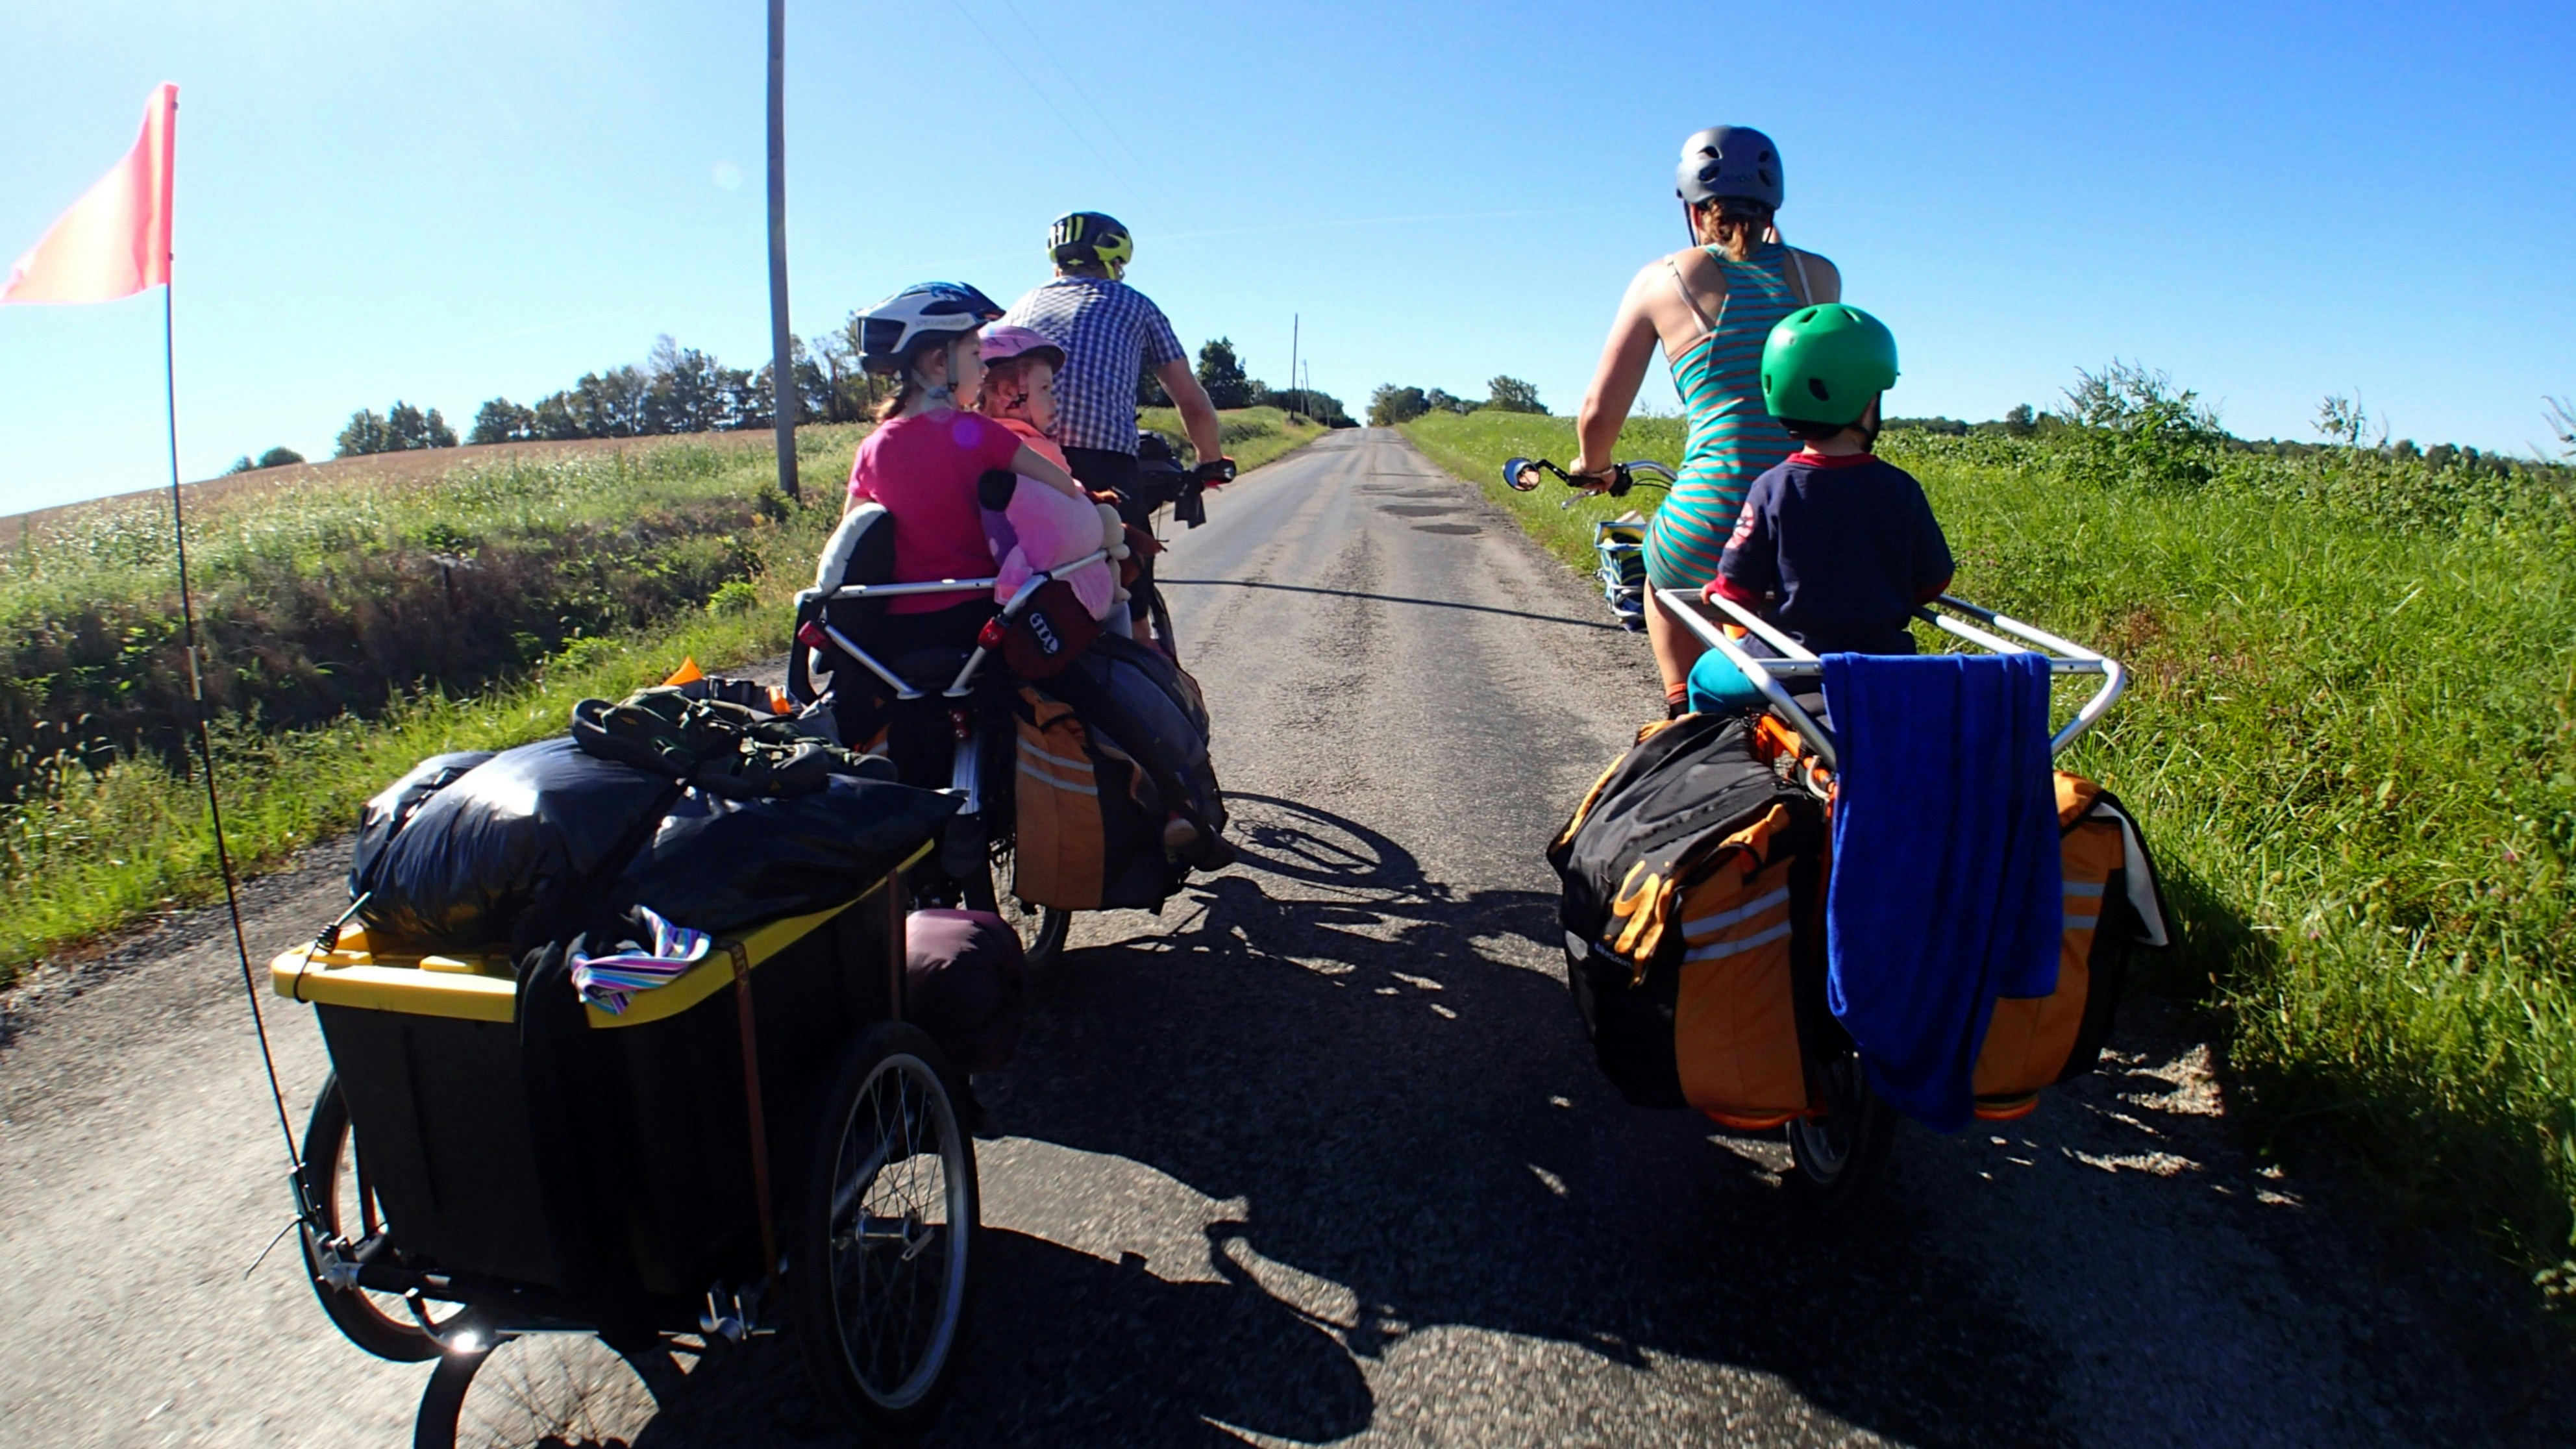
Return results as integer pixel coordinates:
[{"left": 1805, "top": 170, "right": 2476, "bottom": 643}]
[
  {"left": 1657, "top": 588, "right": 2128, "bottom": 763},
  {"left": 806, "top": 550, "right": 1111, "bottom": 702}
]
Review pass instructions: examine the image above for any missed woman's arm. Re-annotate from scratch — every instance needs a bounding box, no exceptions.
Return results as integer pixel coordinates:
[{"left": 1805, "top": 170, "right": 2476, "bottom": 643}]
[
  {"left": 1570, "top": 266, "right": 1665, "bottom": 480},
  {"left": 1010, "top": 443, "right": 1086, "bottom": 497}
]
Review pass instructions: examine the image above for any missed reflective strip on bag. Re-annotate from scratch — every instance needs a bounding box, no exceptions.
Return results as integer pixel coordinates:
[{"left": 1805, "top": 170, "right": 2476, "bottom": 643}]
[
  {"left": 1681, "top": 919, "right": 1793, "bottom": 963},
  {"left": 1680, "top": 886, "right": 1790, "bottom": 940}
]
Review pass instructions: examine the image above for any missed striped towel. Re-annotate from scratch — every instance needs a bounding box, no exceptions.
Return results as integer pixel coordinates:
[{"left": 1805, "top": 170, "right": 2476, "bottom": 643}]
[{"left": 570, "top": 906, "right": 713, "bottom": 1015}]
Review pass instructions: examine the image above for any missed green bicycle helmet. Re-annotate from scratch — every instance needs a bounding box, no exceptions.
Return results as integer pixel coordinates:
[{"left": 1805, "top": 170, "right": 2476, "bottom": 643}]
[{"left": 1761, "top": 304, "right": 1899, "bottom": 427}]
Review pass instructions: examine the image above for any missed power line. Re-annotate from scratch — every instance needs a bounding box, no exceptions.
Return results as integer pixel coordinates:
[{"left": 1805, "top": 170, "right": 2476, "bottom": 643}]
[
  {"left": 990, "top": 0, "right": 1183, "bottom": 221},
  {"left": 945, "top": 0, "right": 1161, "bottom": 229}
]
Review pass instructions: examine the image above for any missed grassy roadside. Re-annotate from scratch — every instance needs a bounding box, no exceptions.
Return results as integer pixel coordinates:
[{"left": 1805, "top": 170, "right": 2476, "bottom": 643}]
[
  {"left": 1404, "top": 410, "right": 2576, "bottom": 1272},
  {"left": 0, "top": 408, "right": 1319, "bottom": 984},
  {"left": 1137, "top": 404, "right": 1326, "bottom": 473}
]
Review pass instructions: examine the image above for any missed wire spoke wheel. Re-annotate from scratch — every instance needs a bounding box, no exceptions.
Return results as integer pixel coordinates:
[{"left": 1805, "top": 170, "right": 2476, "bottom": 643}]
[
  {"left": 301, "top": 1072, "right": 463, "bottom": 1363},
  {"left": 793, "top": 1024, "right": 978, "bottom": 1435},
  {"left": 414, "top": 1333, "right": 673, "bottom": 1449}
]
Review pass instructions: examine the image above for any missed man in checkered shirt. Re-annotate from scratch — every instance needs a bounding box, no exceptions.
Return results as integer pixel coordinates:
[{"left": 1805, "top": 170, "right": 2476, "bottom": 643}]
[{"left": 1000, "top": 212, "right": 1230, "bottom": 621}]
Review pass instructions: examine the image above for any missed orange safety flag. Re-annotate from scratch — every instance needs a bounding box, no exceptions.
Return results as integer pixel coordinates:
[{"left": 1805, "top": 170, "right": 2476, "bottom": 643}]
[{"left": 1, "top": 84, "right": 178, "bottom": 306}]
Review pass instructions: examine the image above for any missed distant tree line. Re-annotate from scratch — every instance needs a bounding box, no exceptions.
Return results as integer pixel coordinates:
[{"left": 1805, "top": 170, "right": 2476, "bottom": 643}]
[
  {"left": 335, "top": 401, "right": 458, "bottom": 457},
  {"left": 310, "top": 318, "right": 1338, "bottom": 464},
  {"left": 462, "top": 325, "right": 898, "bottom": 447},
  {"left": 1150, "top": 338, "right": 1354, "bottom": 426},
  {"left": 1365, "top": 376, "right": 1548, "bottom": 426}
]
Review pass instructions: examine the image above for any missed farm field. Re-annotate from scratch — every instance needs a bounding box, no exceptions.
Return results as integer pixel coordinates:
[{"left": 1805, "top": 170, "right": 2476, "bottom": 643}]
[{"left": 1405, "top": 408, "right": 2576, "bottom": 1274}]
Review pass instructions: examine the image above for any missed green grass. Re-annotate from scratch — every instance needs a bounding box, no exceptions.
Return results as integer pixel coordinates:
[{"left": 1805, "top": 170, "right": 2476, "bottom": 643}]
[
  {"left": 1136, "top": 404, "right": 1326, "bottom": 473},
  {"left": 0, "top": 408, "right": 1317, "bottom": 984},
  {"left": 1406, "top": 408, "right": 2576, "bottom": 1268}
]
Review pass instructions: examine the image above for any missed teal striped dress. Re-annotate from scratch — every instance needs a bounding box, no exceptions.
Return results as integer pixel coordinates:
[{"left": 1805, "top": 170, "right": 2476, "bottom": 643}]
[{"left": 1646, "top": 241, "right": 1804, "bottom": 592}]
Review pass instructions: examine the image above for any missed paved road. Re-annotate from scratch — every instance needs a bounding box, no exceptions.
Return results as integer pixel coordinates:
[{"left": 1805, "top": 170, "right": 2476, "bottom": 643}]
[{"left": 1, "top": 428, "right": 2562, "bottom": 1447}]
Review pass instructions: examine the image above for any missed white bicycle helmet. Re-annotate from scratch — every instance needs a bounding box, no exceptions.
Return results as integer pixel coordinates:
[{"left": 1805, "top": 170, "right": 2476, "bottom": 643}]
[{"left": 857, "top": 281, "right": 1005, "bottom": 374}]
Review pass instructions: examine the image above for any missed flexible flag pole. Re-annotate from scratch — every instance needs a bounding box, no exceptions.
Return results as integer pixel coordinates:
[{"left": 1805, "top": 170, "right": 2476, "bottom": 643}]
[{"left": 163, "top": 275, "right": 299, "bottom": 1165}]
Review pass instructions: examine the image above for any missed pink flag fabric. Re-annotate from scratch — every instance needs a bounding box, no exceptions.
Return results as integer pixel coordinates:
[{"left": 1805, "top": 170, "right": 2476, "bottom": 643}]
[{"left": 1, "top": 84, "right": 178, "bottom": 306}]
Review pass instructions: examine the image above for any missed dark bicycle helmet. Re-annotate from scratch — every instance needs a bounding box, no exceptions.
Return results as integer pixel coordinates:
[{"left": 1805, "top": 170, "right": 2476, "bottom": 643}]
[
  {"left": 1048, "top": 211, "right": 1135, "bottom": 278},
  {"left": 856, "top": 281, "right": 1004, "bottom": 374},
  {"left": 1676, "top": 125, "right": 1783, "bottom": 210}
]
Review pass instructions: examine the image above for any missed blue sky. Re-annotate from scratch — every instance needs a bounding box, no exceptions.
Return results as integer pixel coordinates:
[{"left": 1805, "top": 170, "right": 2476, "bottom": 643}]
[{"left": 1, "top": 1, "right": 2569, "bottom": 512}]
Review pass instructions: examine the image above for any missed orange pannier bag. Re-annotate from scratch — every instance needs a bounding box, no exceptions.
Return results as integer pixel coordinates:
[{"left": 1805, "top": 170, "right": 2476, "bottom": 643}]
[
  {"left": 1550, "top": 715, "right": 1829, "bottom": 1128},
  {"left": 1968, "top": 773, "right": 2170, "bottom": 1119}
]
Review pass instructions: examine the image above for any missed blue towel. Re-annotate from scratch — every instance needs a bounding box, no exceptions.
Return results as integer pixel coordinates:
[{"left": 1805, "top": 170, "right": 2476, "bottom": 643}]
[{"left": 1821, "top": 652, "right": 2062, "bottom": 1132}]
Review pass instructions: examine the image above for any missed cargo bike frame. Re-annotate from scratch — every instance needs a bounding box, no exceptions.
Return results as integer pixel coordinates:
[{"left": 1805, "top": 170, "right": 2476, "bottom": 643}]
[
  {"left": 1655, "top": 585, "right": 2131, "bottom": 1202},
  {"left": 274, "top": 854, "right": 980, "bottom": 1446},
  {"left": 788, "top": 544, "right": 1117, "bottom": 969}
]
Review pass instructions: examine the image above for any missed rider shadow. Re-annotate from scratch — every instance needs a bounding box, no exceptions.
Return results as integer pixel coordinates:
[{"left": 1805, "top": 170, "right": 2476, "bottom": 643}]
[
  {"left": 632, "top": 1226, "right": 1367, "bottom": 1449},
  {"left": 961, "top": 795, "right": 2072, "bottom": 1447}
]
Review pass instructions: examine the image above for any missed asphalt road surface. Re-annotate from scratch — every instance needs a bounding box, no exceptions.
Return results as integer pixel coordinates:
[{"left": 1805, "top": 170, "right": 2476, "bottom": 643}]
[{"left": 2, "top": 428, "right": 2563, "bottom": 1447}]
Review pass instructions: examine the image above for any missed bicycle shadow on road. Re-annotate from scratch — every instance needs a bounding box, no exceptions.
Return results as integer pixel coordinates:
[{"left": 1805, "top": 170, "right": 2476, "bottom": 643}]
[{"left": 956, "top": 794, "right": 2071, "bottom": 1447}]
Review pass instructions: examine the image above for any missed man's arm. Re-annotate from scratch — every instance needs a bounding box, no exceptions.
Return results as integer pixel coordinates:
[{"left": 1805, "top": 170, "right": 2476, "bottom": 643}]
[{"left": 1156, "top": 358, "right": 1228, "bottom": 469}]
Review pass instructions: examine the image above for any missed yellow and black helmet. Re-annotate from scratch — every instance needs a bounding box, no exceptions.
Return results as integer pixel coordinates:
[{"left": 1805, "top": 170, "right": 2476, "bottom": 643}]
[{"left": 1048, "top": 211, "right": 1134, "bottom": 278}]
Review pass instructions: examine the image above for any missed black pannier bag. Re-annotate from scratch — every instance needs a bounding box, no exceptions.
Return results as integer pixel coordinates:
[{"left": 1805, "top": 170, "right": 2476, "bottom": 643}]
[{"left": 1546, "top": 715, "right": 1829, "bottom": 1125}]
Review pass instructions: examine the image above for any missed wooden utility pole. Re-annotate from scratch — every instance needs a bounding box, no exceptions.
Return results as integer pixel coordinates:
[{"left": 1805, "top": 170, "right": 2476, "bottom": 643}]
[
  {"left": 1288, "top": 314, "right": 1300, "bottom": 422},
  {"left": 765, "top": 0, "right": 800, "bottom": 501}
]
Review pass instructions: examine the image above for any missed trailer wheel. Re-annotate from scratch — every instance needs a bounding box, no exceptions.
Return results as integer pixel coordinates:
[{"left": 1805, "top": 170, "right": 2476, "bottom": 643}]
[
  {"left": 299, "top": 1072, "right": 464, "bottom": 1363},
  {"left": 791, "top": 1022, "right": 979, "bottom": 1437}
]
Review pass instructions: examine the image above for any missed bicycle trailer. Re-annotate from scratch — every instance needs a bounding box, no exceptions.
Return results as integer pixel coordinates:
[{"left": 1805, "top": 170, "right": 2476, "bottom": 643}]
[{"left": 276, "top": 793, "right": 985, "bottom": 1442}]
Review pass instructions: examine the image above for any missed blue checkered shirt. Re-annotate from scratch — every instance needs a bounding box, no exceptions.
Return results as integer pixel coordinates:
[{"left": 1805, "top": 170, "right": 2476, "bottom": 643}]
[{"left": 998, "top": 277, "right": 1186, "bottom": 454}]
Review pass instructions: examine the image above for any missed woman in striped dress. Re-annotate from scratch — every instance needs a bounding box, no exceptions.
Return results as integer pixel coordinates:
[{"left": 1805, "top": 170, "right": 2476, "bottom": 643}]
[{"left": 1567, "top": 126, "right": 1840, "bottom": 710}]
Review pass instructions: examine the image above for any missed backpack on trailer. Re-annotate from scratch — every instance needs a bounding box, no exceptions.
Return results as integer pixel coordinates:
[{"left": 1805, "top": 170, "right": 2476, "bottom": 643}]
[{"left": 1550, "top": 713, "right": 2171, "bottom": 1128}]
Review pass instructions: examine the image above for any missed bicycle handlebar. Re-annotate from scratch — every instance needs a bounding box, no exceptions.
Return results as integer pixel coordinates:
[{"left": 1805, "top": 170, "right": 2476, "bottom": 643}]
[{"left": 1502, "top": 456, "right": 1676, "bottom": 506}]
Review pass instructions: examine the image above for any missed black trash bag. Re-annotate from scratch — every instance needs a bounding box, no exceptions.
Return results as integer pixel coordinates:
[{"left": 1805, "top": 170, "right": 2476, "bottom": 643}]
[
  {"left": 904, "top": 909, "right": 1025, "bottom": 1074},
  {"left": 614, "top": 774, "right": 958, "bottom": 937},
  {"left": 349, "top": 750, "right": 494, "bottom": 902},
  {"left": 358, "top": 738, "right": 681, "bottom": 953}
]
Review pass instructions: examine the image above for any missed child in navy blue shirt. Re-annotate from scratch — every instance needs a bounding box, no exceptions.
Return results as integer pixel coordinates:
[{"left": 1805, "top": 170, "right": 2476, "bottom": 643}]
[{"left": 1706, "top": 306, "right": 1951, "bottom": 658}]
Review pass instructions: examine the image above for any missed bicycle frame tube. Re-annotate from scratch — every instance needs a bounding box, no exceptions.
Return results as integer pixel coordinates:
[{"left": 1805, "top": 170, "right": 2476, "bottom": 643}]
[
  {"left": 1656, "top": 588, "right": 2127, "bottom": 764},
  {"left": 798, "top": 549, "right": 1112, "bottom": 703}
]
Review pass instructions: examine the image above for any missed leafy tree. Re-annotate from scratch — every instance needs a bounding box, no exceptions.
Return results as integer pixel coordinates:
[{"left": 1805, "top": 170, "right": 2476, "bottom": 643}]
[
  {"left": 258, "top": 445, "right": 305, "bottom": 469},
  {"left": 1483, "top": 375, "right": 1547, "bottom": 415},
  {"left": 1422, "top": 388, "right": 1476, "bottom": 415},
  {"left": 336, "top": 408, "right": 391, "bottom": 457},
  {"left": 1367, "top": 385, "right": 1429, "bottom": 427},
  {"left": 224, "top": 455, "right": 256, "bottom": 475},
  {"left": 2002, "top": 403, "right": 2038, "bottom": 438},
  {"left": 469, "top": 398, "right": 536, "bottom": 445},
  {"left": 383, "top": 401, "right": 458, "bottom": 451},
  {"left": 1195, "top": 338, "right": 1256, "bottom": 410},
  {"left": 645, "top": 338, "right": 736, "bottom": 434}
]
